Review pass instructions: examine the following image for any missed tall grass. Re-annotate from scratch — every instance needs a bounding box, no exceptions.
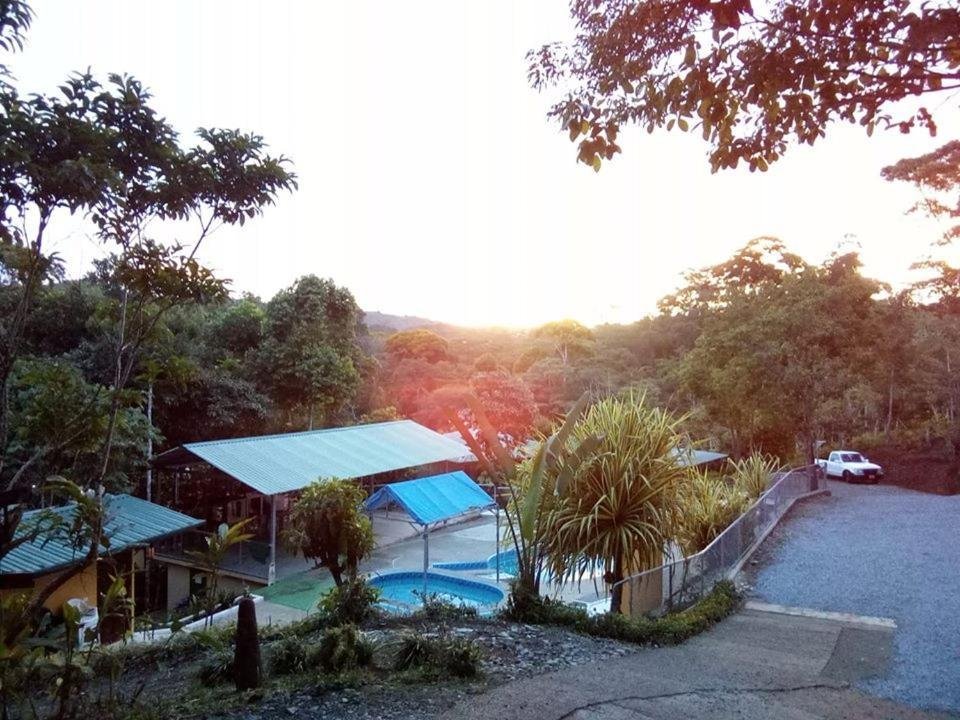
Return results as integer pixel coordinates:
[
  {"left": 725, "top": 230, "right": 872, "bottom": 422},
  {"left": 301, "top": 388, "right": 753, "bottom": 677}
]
[
  {"left": 728, "top": 453, "right": 781, "bottom": 499},
  {"left": 674, "top": 469, "right": 750, "bottom": 555}
]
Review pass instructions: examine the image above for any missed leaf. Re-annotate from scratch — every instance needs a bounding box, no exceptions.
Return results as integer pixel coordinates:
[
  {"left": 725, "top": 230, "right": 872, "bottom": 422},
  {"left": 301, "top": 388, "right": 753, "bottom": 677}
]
[
  {"left": 678, "top": 118, "right": 689, "bottom": 132},
  {"left": 591, "top": 155, "right": 602, "bottom": 172},
  {"left": 683, "top": 43, "right": 696, "bottom": 67}
]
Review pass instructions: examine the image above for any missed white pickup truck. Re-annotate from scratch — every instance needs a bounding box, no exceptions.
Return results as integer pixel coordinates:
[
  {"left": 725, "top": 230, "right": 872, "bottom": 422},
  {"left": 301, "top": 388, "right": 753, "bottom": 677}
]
[{"left": 816, "top": 450, "right": 884, "bottom": 484}]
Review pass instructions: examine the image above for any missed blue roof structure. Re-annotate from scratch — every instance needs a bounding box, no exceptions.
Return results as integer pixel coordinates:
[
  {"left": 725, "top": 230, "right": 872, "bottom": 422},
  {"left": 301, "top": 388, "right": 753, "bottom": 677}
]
[
  {"left": 363, "top": 471, "right": 495, "bottom": 526},
  {"left": 1, "top": 494, "right": 203, "bottom": 577},
  {"left": 154, "top": 420, "right": 475, "bottom": 496}
]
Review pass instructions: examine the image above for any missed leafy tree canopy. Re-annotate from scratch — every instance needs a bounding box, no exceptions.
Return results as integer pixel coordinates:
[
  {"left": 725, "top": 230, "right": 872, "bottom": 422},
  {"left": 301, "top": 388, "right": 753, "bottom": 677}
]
[{"left": 528, "top": 0, "right": 959, "bottom": 172}]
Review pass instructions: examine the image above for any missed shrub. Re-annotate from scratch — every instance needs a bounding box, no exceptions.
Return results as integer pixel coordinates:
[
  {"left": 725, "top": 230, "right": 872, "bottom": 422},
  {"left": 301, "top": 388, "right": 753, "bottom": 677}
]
[
  {"left": 729, "top": 453, "right": 781, "bottom": 500},
  {"left": 412, "top": 592, "right": 478, "bottom": 623},
  {"left": 270, "top": 636, "right": 311, "bottom": 676},
  {"left": 318, "top": 577, "right": 380, "bottom": 627},
  {"left": 675, "top": 470, "right": 751, "bottom": 555},
  {"left": 439, "top": 637, "right": 483, "bottom": 678},
  {"left": 501, "top": 582, "right": 587, "bottom": 626},
  {"left": 196, "top": 650, "right": 234, "bottom": 687},
  {"left": 395, "top": 632, "right": 483, "bottom": 679},
  {"left": 311, "top": 624, "right": 373, "bottom": 673},
  {"left": 510, "top": 581, "right": 740, "bottom": 648}
]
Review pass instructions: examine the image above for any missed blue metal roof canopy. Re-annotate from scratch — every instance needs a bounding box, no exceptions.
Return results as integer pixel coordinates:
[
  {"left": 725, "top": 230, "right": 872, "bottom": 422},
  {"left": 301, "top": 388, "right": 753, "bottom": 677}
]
[
  {"left": 1, "top": 494, "right": 203, "bottom": 578},
  {"left": 363, "top": 471, "right": 499, "bottom": 598},
  {"left": 364, "top": 471, "right": 495, "bottom": 527},
  {"left": 153, "top": 420, "right": 476, "bottom": 496}
]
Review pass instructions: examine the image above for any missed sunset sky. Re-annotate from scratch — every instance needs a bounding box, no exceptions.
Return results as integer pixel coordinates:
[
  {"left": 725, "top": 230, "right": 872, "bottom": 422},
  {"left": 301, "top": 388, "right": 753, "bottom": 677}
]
[{"left": 11, "top": 1, "right": 959, "bottom": 327}]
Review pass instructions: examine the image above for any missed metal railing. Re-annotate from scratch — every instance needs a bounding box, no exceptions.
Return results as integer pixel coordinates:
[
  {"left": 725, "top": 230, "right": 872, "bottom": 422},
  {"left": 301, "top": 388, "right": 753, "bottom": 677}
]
[
  {"left": 154, "top": 529, "right": 273, "bottom": 581},
  {"left": 576, "top": 465, "right": 826, "bottom": 616}
]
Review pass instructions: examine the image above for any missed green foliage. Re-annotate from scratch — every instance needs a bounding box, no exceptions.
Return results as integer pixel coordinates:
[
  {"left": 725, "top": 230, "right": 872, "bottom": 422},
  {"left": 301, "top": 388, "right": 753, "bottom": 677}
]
[
  {"left": 312, "top": 624, "right": 373, "bottom": 673},
  {"left": 545, "top": 393, "right": 690, "bottom": 613},
  {"left": 506, "top": 580, "right": 740, "bottom": 647},
  {"left": 395, "top": 633, "right": 483, "bottom": 679},
  {"left": 675, "top": 470, "right": 750, "bottom": 556},
  {"left": 384, "top": 328, "right": 449, "bottom": 364},
  {"left": 186, "top": 519, "right": 252, "bottom": 625},
  {"left": 317, "top": 576, "right": 380, "bottom": 626},
  {"left": 412, "top": 592, "right": 478, "bottom": 623},
  {"left": 729, "top": 453, "right": 781, "bottom": 500},
  {"left": 269, "top": 636, "right": 311, "bottom": 676},
  {"left": 529, "top": 1, "right": 956, "bottom": 172},
  {"left": 285, "top": 480, "right": 375, "bottom": 587},
  {"left": 249, "top": 275, "right": 366, "bottom": 428},
  {"left": 197, "top": 650, "right": 235, "bottom": 687}
]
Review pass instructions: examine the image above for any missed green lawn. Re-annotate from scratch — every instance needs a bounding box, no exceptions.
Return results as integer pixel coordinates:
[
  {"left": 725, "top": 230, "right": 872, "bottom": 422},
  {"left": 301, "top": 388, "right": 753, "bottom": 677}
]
[{"left": 259, "top": 568, "right": 335, "bottom": 612}]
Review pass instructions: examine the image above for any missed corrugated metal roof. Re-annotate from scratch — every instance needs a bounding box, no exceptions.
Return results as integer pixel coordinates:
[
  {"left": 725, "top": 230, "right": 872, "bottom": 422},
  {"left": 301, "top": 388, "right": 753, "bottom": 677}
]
[
  {"left": 363, "top": 471, "right": 495, "bottom": 526},
  {"left": 672, "top": 448, "right": 729, "bottom": 467},
  {"left": 172, "top": 420, "right": 477, "bottom": 496},
  {"left": 1, "top": 494, "right": 203, "bottom": 577}
]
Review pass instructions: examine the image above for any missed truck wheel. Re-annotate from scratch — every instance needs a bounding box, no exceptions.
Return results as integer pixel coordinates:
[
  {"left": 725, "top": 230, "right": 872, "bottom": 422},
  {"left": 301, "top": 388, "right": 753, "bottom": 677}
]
[{"left": 842, "top": 470, "right": 852, "bottom": 483}]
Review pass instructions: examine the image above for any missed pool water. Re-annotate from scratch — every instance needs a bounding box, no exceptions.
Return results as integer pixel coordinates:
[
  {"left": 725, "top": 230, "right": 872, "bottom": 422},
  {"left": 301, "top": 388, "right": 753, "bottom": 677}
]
[{"left": 369, "top": 571, "right": 504, "bottom": 610}]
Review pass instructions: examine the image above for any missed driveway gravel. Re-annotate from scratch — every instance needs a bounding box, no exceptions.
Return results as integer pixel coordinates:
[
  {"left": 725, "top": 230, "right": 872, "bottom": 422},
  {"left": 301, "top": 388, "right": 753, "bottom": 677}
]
[{"left": 746, "top": 480, "right": 960, "bottom": 714}]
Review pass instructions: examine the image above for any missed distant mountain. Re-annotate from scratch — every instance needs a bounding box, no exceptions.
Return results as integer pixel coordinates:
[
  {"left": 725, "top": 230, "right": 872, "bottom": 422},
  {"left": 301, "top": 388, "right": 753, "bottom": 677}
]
[{"left": 361, "top": 310, "right": 446, "bottom": 332}]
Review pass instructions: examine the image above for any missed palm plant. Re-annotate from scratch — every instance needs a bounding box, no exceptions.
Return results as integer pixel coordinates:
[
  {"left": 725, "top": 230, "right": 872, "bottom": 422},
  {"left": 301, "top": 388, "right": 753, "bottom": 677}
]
[
  {"left": 674, "top": 468, "right": 750, "bottom": 555},
  {"left": 445, "top": 393, "right": 600, "bottom": 604},
  {"left": 728, "top": 453, "right": 781, "bottom": 499},
  {"left": 544, "top": 393, "right": 688, "bottom": 614},
  {"left": 187, "top": 518, "right": 253, "bottom": 625}
]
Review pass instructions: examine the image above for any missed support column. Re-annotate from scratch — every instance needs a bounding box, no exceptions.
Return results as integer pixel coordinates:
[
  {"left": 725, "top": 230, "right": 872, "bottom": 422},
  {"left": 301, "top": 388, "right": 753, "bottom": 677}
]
[
  {"left": 422, "top": 528, "right": 429, "bottom": 599},
  {"left": 268, "top": 494, "right": 277, "bottom": 585},
  {"left": 495, "top": 498, "right": 500, "bottom": 584}
]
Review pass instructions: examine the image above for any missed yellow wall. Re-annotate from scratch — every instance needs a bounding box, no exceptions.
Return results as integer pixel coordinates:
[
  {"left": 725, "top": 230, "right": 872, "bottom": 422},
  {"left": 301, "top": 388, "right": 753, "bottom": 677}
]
[{"left": 0, "top": 565, "right": 100, "bottom": 615}]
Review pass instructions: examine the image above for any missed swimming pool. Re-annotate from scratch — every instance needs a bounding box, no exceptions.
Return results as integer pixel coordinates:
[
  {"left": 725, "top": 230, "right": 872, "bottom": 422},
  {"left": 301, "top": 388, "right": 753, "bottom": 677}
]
[{"left": 369, "top": 571, "right": 504, "bottom": 611}]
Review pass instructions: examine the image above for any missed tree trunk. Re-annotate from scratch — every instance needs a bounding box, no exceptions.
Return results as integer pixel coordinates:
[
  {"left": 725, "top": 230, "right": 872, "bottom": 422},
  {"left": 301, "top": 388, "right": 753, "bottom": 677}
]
[{"left": 610, "top": 552, "right": 625, "bottom": 615}]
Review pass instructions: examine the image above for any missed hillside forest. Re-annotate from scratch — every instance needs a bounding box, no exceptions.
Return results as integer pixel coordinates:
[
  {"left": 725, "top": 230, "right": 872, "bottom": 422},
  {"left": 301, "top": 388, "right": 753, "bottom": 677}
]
[{"left": 6, "top": 236, "right": 960, "bottom": 496}]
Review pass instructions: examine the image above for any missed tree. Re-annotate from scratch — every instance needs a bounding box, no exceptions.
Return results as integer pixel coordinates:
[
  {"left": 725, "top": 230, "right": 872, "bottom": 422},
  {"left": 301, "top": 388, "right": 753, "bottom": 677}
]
[
  {"left": 528, "top": 1, "right": 959, "bottom": 171},
  {"left": 544, "top": 393, "right": 688, "bottom": 614},
  {"left": 283, "top": 479, "right": 374, "bottom": 587},
  {"left": 674, "top": 248, "right": 882, "bottom": 460},
  {"left": 253, "top": 276, "right": 365, "bottom": 429},
  {"left": 883, "top": 140, "right": 960, "bottom": 246},
  {"left": 187, "top": 519, "right": 253, "bottom": 625},
  {"left": 0, "top": 2, "right": 296, "bottom": 626},
  {"left": 468, "top": 371, "right": 538, "bottom": 443},
  {"left": 531, "top": 319, "right": 594, "bottom": 365},
  {"left": 384, "top": 328, "right": 450, "bottom": 364}
]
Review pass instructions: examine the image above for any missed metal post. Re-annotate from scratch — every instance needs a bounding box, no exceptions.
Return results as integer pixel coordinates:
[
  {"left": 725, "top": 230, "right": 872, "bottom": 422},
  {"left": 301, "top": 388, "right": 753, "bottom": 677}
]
[
  {"left": 268, "top": 494, "right": 277, "bottom": 585},
  {"left": 495, "top": 497, "right": 500, "bottom": 584},
  {"left": 422, "top": 528, "right": 429, "bottom": 600},
  {"left": 145, "top": 382, "right": 153, "bottom": 502}
]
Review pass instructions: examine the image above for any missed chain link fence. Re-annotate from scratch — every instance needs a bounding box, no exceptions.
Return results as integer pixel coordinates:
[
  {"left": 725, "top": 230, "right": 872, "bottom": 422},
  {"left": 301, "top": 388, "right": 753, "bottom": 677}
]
[{"left": 574, "top": 465, "right": 826, "bottom": 616}]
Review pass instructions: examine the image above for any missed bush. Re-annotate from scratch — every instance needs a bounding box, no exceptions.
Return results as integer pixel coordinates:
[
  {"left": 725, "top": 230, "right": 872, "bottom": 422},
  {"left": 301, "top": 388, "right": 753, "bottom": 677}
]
[
  {"left": 412, "top": 592, "right": 478, "bottom": 623},
  {"left": 270, "top": 636, "right": 311, "bottom": 676},
  {"left": 395, "top": 632, "right": 483, "bottom": 679},
  {"left": 196, "top": 650, "right": 234, "bottom": 687},
  {"left": 507, "top": 581, "right": 740, "bottom": 648},
  {"left": 501, "top": 582, "right": 587, "bottom": 626},
  {"left": 311, "top": 624, "right": 373, "bottom": 673},
  {"left": 318, "top": 577, "right": 380, "bottom": 627}
]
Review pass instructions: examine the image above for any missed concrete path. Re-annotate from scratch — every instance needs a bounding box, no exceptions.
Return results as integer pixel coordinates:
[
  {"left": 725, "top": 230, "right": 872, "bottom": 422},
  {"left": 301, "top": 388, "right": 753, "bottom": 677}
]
[{"left": 440, "top": 608, "right": 955, "bottom": 720}]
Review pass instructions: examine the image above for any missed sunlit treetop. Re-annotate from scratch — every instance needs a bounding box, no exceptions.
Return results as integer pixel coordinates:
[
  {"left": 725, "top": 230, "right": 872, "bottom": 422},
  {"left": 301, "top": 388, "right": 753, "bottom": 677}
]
[{"left": 528, "top": 0, "right": 960, "bottom": 172}]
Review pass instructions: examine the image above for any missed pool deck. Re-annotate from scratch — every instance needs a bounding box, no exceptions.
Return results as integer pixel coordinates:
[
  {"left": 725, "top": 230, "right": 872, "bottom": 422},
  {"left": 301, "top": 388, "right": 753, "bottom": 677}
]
[{"left": 242, "top": 510, "right": 612, "bottom": 619}]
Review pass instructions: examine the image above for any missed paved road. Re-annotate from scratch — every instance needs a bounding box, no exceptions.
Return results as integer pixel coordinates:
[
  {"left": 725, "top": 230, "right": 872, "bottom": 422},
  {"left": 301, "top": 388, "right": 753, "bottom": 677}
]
[
  {"left": 748, "top": 481, "right": 960, "bottom": 714},
  {"left": 441, "top": 608, "right": 951, "bottom": 720}
]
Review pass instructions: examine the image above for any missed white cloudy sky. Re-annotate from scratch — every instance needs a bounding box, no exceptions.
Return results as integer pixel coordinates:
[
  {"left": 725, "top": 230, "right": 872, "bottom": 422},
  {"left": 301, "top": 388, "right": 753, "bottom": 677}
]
[{"left": 10, "top": 1, "right": 959, "bottom": 327}]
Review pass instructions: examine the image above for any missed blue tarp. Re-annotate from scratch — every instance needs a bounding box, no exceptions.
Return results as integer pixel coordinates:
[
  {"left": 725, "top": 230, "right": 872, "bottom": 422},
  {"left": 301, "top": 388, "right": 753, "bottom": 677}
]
[{"left": 363, "top": 471, "right": 495, "bottom": 526}]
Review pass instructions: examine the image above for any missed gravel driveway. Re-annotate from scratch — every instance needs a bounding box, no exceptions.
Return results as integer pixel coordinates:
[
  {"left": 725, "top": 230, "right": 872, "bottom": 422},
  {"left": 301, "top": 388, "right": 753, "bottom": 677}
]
[{"left": 747, "top": 481, "right": 960, "bottom": 714}]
